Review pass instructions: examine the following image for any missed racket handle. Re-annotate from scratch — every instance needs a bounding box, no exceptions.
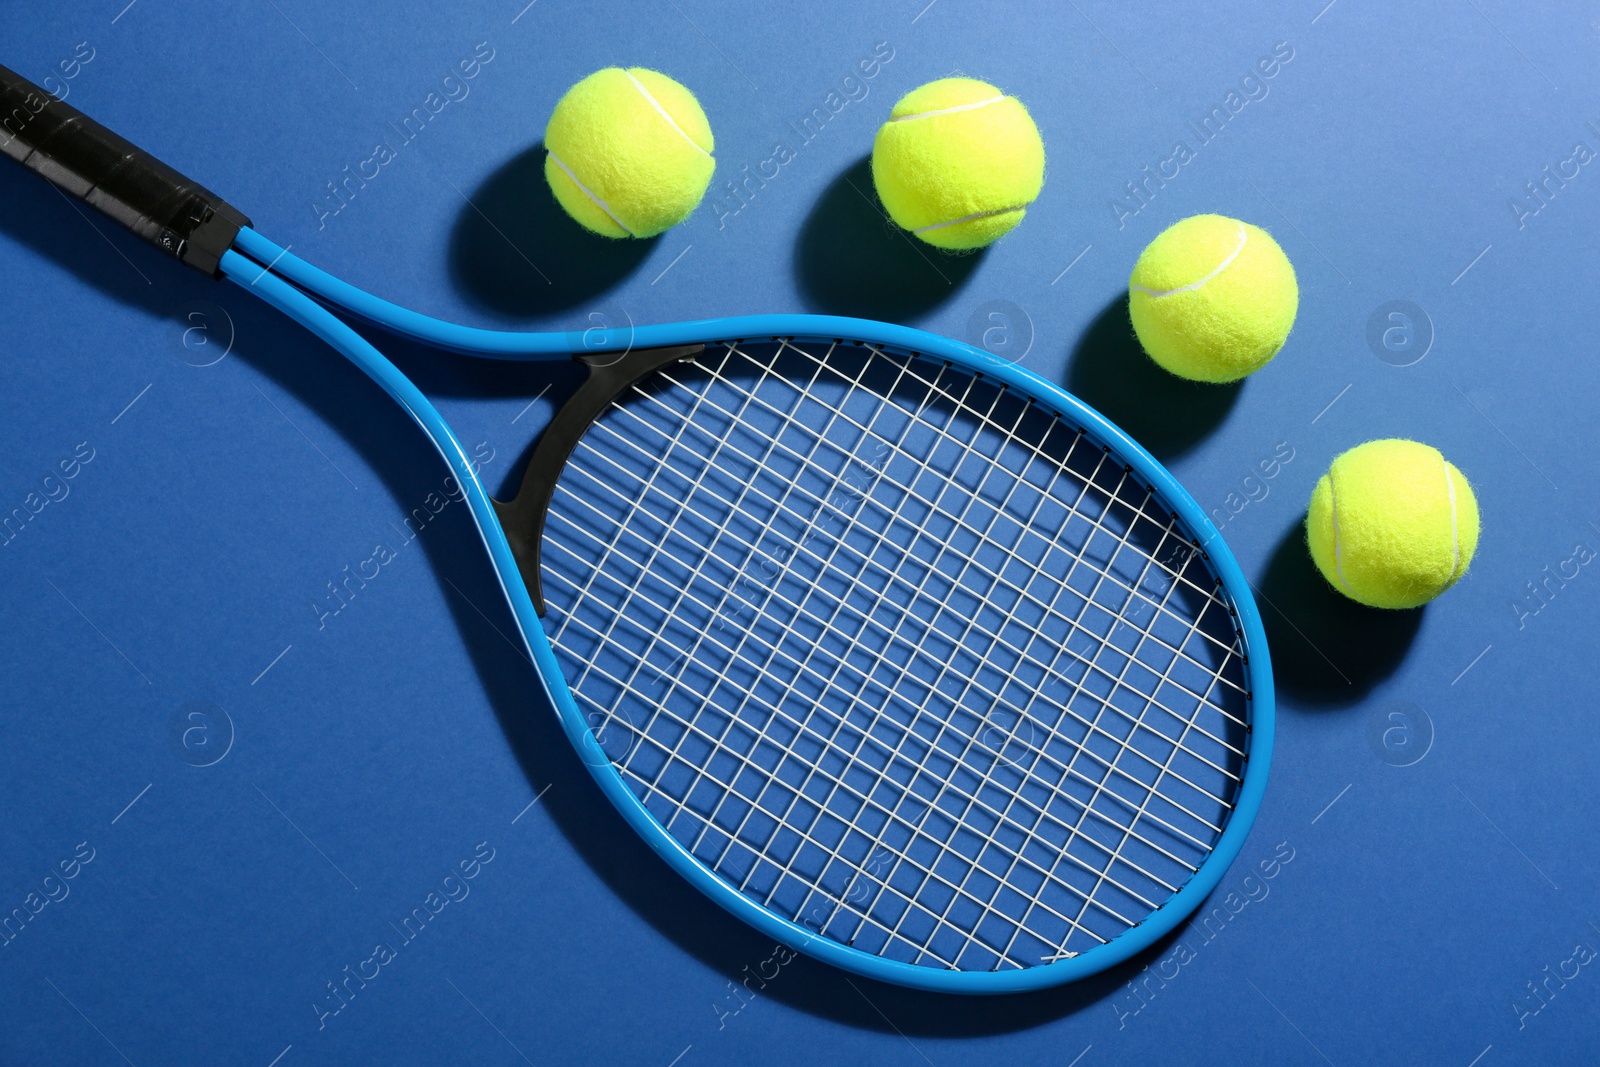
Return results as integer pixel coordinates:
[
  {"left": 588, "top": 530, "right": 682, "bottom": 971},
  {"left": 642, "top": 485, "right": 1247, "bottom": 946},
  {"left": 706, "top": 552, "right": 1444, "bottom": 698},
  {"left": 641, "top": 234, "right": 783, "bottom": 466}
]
[{"left": 0, "top": 63, "right": 248, "bottom": 277}]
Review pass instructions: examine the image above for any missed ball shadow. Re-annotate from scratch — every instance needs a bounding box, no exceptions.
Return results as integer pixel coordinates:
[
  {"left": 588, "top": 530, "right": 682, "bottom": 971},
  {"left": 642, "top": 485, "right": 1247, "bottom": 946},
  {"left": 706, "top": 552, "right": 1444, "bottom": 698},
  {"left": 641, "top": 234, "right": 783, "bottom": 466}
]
[
  {"left": 795, "top": 156, "right": 984, "bottom": 321},
  {"left": 1066, "top": 294, "right": 1242, "bottom": 460},
  {"left": 448, "top": 143, "right": 657, "bottom": 317},
  {"left": 1256, "top": 517, "right": 1425, "bottom": 707}
]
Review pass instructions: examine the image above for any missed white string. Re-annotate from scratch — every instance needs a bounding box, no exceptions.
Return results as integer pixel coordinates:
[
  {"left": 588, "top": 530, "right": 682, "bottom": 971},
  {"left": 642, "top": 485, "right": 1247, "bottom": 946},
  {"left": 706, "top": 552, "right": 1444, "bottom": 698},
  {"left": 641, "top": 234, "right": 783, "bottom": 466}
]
[
  {"left": 540, "top": 339, "right": 1252, "bottom": 970},
  {"left": 547, "top": 359, "right": 1210, "bottom": 957},
  {"left": 550, "top": 343, "right": 1235, "bottom": 966},
  {"left": 549, "top": 353, "right": 1168, "bottom": 952}
]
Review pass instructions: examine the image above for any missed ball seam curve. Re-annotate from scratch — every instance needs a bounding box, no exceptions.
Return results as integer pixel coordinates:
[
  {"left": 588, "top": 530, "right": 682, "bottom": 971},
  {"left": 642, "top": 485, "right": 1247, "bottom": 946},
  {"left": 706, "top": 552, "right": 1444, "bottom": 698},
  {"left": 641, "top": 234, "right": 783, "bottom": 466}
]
[
  {"left": 1129, "top": 223, "right": 1249, "bottom": 299},
  {"left": 546, "top": 150, "right": 636, "bottom": 236},
  {"left": 913, "top": 204, "right": 1028, "bottom": 234},
  {"left": 624, "top": 69, "right": 712, "bottom": 157},
  {"left": 1328, "top": 470, "right": 1353, "bottom": 597},
  {"left": 889, "top": 95, "right": 1007, "bottom": 122},
  {"left": 1444, "top": 455, "right": 1462, "bottom": 582}
]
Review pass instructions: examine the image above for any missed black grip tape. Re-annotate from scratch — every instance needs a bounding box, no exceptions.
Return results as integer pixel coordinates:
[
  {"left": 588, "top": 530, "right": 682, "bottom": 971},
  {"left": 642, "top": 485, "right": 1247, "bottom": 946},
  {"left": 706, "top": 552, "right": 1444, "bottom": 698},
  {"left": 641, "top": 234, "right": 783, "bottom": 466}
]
[{"left": 0, "top": 64, "right": 249, "bottom": 277}]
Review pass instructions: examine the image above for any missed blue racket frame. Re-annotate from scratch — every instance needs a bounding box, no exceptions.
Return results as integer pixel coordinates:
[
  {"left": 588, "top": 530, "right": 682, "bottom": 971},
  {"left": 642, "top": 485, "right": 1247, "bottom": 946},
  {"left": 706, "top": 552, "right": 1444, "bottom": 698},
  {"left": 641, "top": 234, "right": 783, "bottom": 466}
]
[{"left": 223, "top": 230, "right": 1274, "bottom": 995}]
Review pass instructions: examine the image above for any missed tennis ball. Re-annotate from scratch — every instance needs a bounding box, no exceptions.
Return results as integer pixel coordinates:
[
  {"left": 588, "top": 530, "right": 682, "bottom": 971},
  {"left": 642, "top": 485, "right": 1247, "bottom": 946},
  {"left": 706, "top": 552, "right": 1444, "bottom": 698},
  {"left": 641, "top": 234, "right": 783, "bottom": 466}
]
[
  {"left": 870, "top": 78, "right": 1045, "bottom": 250},
  {"left": 543, "top": 67, "right": 715, "bottom": 239},
  {"left": 1305, "top": 439, "right": 1480, "bottom": 610},
  {"left": 1127, "top": 214, "right": 1298, "bottom": 383}
]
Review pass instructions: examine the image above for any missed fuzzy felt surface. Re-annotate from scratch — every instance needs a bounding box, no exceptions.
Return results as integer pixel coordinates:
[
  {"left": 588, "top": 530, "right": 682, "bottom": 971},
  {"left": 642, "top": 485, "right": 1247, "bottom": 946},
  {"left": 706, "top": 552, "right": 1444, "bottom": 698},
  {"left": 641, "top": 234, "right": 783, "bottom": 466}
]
[
  {"left": 1127, "top": 213, "right": 1299, "bottom": 382},
  {"left": 1305, "top": 439, "right": 1481, "bottom": 609},
  {"left": 544, "top": 67, "right": 715, "bottom": 238},
  {"left": 870, "top": 77, "right": 1045, "bottom": 250}
]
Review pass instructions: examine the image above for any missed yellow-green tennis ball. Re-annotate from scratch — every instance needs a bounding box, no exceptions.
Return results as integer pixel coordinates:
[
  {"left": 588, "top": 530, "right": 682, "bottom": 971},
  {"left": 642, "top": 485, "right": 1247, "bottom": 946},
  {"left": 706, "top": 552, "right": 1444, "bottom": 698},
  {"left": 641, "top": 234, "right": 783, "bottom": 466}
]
[
  {"left": 1305, "top": 439, "right": 1480, "bottom": 610},
  {"left": 1127, "top": 214, "right": 1299, "bottom": 383},
  {"left": 543, "top": 67, "right": 715, "bottom": 239},
  {"left": 870, "top": 78, "right": 1045, "bottom": 250}
]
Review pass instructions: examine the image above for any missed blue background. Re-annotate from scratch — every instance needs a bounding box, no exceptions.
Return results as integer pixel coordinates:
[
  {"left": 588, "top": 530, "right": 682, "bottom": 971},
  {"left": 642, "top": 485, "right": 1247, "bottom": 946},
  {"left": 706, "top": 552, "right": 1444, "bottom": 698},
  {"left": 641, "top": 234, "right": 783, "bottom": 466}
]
[{"left": 0, "top": 1, "right": 1594, "bottom": 1063}]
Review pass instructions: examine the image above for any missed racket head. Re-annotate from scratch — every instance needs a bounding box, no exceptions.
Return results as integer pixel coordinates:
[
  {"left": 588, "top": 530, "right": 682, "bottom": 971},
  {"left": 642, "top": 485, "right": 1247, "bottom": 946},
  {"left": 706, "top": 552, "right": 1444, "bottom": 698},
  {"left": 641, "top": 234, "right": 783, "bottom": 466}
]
[{"left": 514, "top": 315, "right": 1273, "bottom": 994}]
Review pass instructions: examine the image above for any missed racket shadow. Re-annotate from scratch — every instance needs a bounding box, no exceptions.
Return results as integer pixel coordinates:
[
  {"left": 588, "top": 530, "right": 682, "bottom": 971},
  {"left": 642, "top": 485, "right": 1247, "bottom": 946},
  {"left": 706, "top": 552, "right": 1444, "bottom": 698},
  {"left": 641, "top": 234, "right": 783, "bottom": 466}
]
[
  {"left": 201, "top": 317, "right": 1118, "bottom": 1033},
  {"left": 1255, "top": 517, "right": 1424, "bottom": 706},
  {"left": 0, "top": 157, "right": 213, "bottom": 315},
  {"left": 433, "top": 455, "right": 1138, "bottom": 1035},
  {"left": 461, "top": 592, "right": 1142, "bottom": 1036},
  {"left": 0, "top": 154, "right": 1108, "bottom": 1028},
  {"left": 1, "top": 114, "right": 1197, "bottom": 1028},
  {"left": 332, "top": 472, "right": 1100, "bottom": 1036},
  {"left": 1066, "top": 293, "right": 1242, "bottom": 461},
  {"left": 448, "top": 143, "right": 658, "bottom": 317},
  {"left": 795, "top": 156, "right": 984, "bottom": 321}
]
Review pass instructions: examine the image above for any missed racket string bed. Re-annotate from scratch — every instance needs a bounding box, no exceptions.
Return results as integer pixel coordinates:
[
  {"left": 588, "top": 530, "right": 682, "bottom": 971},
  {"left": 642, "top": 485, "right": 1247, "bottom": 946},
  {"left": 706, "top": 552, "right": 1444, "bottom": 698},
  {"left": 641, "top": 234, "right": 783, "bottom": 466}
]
[
  {"left": 548, "top": 355, "right": 1172, "bottom": 956},
  {"left": 539, "top": 339, "right": 1249, "bottom": 971},
  {"left": 542, "top": 485, "right": 1141, "bottom": 960},
  {"left": 544, "top": 342, "right": 1241, "bottom": 966},
  {"left": 537, "top": 375, "right": 1151, "bottom": 953}
]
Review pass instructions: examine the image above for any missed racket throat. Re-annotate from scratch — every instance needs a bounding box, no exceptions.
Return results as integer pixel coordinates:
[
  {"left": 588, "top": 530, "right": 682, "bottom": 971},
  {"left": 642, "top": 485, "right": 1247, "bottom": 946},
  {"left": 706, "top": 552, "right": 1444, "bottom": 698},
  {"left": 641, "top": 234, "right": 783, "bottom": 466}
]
[{"left": 493, "top": 342, "right": 706, "bottom": 615}]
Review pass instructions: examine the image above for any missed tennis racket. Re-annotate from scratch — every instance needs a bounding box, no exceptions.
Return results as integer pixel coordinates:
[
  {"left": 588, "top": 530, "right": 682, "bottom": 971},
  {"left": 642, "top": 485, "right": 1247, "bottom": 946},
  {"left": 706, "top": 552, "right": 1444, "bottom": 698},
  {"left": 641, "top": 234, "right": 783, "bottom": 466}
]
[{"left": 0, "top": 63, "right": 1273, "bottom": 994}]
